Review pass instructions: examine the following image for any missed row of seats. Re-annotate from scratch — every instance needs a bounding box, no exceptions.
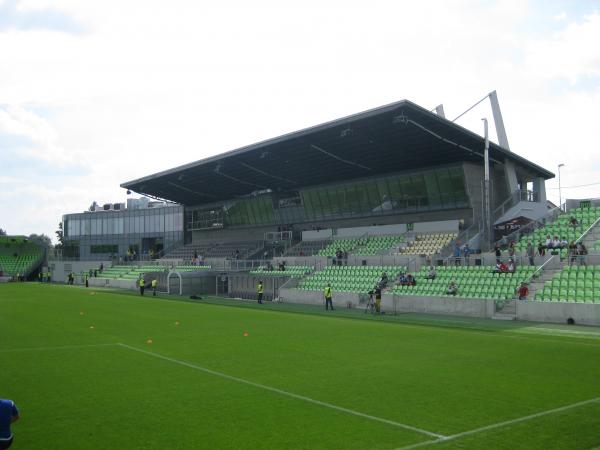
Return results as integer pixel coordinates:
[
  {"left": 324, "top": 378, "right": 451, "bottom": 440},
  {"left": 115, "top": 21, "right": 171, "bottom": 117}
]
[
  {"left": 354, "top": 235, "right": 405, "bottom": 256},
  {"left": 534, "top": 265, "right": 600, "bottom": 303},
  {"left": 250, "top": 266, "right": 313, "bottom": 278},
  {"left": 317, "top": 237, "right": 368, "bottom": 257},
  {"left": 514, "top": 208, "right": 600, "bottom": 251},
  {"left": 397, "top": 233, "right": 457, "bottom": 256},
  {"left": 297, "top": 265, "right": 404, "bottom": 293},
  {"left": 0, "top": 237, "right": 43, "bottom": 276},
  {"left": 390, "top": 266, "right": 535, "bottom": 300}
]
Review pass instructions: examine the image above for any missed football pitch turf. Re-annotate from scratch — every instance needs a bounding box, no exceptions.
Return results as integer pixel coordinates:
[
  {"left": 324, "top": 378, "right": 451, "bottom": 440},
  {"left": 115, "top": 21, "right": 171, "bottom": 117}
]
[{"left": 1, "top": 283, "right": 600, "bottom": 449}]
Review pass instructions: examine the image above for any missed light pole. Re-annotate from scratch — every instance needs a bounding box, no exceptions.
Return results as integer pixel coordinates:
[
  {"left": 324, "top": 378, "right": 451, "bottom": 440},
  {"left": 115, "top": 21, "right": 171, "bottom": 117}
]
[
  {"left": 558, "top": 163, "right": 565, "bottom": 211},
  {"left": 482, "top": 118, "right": 490, "bottom": 249}
]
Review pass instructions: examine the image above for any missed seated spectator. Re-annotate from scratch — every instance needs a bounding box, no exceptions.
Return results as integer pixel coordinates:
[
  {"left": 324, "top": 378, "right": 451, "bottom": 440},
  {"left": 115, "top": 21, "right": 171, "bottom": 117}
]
[
  {"left": 537, "top": 241, "right": 545, "bottom": 257},
  {"left": 397, "top": 273, "right": 408, "bottom": 286},
  {"left": 278, "top": 261, "right": 286, "bottom": 271},
  {"left": 406, "top": 273, "right": 416, "bottom": 286},
  {"left": 517, "top": 282, "right": 529, "bottom": 300},
  {"left": 544, "top": 234, "right": 552, "bottom": 249},
  {"left": 425, "top": 266, "right": 436, "bottom": 280},
  {"left": 446, "top": 281, "right": 458, "bottom": 296},
  {"left": 507, "top": 258, "right": 515, "bottom": 273},
  {"left": 551, "top": 236, "right": 561, "bottom": 249},
  {"left": 380, "top": 272, "right": 389, "bottom": 286},
  {"left": 493, "top": 260, "right": 508, "bottom": 273},
  {"left": 266, "top": 261, "right": 274, "bottom": 271},
  {"left": 570, "top": 216, "right": 579, "bottom": 229},
  {"left": 560, "top": 237, "right": 569, "bottom": 249}
]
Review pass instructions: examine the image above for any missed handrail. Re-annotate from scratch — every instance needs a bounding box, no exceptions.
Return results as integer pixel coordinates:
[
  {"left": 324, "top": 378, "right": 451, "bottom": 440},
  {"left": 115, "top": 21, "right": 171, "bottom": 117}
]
[{"left": 530, "top": 253, "right": 558, "bottom": 282}]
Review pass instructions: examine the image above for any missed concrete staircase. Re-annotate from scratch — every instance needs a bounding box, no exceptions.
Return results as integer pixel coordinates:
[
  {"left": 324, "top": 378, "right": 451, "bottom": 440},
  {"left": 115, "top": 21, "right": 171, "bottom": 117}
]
[{"left": 493, "top": 299, "right": 517, "bottom": 320}]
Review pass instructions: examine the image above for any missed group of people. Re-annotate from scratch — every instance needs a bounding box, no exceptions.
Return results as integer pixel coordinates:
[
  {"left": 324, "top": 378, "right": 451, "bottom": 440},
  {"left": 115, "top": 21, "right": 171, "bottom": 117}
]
[
  {"left": 452, "top": 242, "right": 472, "bottom": 265},
  {"left": 138, "top": 277, "right": 158, "bottom": 296},
  {"left": 395, "top": 271, "right": 416, "bottom": 287}
]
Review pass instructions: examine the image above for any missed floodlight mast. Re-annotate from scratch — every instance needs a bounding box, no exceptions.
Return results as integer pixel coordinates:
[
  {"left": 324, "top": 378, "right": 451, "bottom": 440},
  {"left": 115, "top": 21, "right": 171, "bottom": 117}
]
[{"left": 482, "top": 118, "right": 491, "bottom": 250}]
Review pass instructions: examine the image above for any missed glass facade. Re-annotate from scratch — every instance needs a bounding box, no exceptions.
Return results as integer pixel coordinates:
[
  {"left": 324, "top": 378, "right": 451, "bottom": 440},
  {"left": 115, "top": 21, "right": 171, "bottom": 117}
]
[
  {"left": 186, "top": 165, "right": 469, "bottom": 230},
  {"left": 63, "top": 205, "right": 184, "bottom": 260}
]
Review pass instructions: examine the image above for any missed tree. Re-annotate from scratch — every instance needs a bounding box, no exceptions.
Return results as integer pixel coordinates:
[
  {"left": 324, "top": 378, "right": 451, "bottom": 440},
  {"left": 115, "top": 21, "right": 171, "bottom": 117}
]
[
  {"left": 0, "top": 228, "right": 6, "bottom": 236},
  {"left": 55, "top": 222, "right": 64, "bottom": 249},
  {"left": 28, "top": 233, "right": 52, "bottom": 249}
]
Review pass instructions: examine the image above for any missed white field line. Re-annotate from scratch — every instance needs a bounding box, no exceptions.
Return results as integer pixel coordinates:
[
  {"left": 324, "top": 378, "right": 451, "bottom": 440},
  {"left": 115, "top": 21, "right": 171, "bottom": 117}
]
[
  {"left": 395, "top": 396, "right": 600, "bottom": 450},
  {"left": 0, "top": 343, "right": 118, "bottom": 353},
  {"left": 117, "top": 343, "right": 445, "bottom": 439}
]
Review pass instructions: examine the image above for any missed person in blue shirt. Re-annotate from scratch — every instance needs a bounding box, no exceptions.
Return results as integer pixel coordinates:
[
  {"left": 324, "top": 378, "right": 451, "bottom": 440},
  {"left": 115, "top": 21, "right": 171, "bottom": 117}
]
[{"left": 0, "top": 398, "right": 19, "bottom": 449}]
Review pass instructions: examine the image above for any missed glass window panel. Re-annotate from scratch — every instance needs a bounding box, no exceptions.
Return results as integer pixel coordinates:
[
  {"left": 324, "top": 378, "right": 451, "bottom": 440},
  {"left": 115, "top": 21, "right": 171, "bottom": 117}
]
[{"left": 424, "top": 171, "right": 442, "bottom": 209}]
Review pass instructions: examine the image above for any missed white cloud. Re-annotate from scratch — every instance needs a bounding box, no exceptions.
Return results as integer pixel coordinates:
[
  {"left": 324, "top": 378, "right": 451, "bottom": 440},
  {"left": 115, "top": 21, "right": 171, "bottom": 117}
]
[{"left": 1, "top": 0, "right": 600, "bottom": 240}]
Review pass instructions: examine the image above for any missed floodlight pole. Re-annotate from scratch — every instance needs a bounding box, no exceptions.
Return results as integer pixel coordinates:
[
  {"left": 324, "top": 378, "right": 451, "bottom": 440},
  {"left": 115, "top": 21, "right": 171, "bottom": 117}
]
[
  {"left": 482, "top": 118, "right": 491, "bottom": 250},
  {"left": 558, "top": 163, "right": 565, "bottom": 211}
]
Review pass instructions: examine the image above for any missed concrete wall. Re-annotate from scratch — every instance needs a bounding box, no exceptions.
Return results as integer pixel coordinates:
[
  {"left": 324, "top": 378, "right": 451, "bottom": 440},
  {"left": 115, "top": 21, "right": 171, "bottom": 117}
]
[
  {"left": 88, "top": 277, "right": 137, "bottom": 290},
  {"left": 516, "top": 301, "right": 600, "bottom": 326},
  {"left": 413, "top": 220, "right": 459, "bottom": 234},
  {"left": 279, "top": 288, "right": 495, "bottom": 317},
  {"left": 48, "top": 261, "right": 111, "bottom": 283},
  {"left": 302, "top": 229, "right": 333, "bottom": 241},
  {"left": 336, "top": 223, "right": 407, "bottom": 237}
]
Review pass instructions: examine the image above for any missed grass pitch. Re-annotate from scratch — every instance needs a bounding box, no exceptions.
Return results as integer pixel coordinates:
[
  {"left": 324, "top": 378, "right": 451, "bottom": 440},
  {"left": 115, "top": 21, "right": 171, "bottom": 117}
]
[{"left": 1, "top": 283, "right": 600, "bottom": 449}]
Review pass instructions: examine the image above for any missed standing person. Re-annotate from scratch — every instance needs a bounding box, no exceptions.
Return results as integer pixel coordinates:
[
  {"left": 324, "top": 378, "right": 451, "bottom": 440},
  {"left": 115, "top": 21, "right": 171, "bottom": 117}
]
[
  {"left": 151, "top": 278, "right": 158, "bottom": 296},
  {"left": 374, "top": 285, "right": 382, "bottom": 314},
  {"left": 324, "top": 283, "right": 334, "bottom": 311},
  {"left": 453, "top": 242, "right": 461, "bottom": 266},
  {"left": 257, "top": 280, "right": 264, "bottom": 304},
  {"left": 462, "top": 243, "right": 470, "bottom": 266},
  {"left": 517, "top": 282, "right": 529, "bottom": 300},
  {"left": 494, "top": 242, "right": 502, "bottom": 258},
  {"left": 85, "top": 273, "right": 89, "bottom": 288},
  {"left": 526, "top": 241, "right": 535, "bottom": 266},
  {"left": 0, "top": 398, "right": 19, "bottom": 449},
  {"left": 139, "top": 277, "right": 145, "bottom": 296}
]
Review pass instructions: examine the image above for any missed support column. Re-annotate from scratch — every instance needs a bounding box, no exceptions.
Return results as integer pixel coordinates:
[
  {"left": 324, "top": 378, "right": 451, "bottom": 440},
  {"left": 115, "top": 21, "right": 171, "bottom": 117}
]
[
  {"left": 533, "top": 177, "right": 547, "bottom": 204},
  {"left": 503, "top": 159, "right": 519, "bottom": 194}
]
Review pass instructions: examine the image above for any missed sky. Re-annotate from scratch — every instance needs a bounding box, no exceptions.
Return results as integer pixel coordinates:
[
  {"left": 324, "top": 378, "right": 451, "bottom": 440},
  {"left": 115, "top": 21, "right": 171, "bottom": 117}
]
[{"left": 1, "top": 0, "right": 600, "bottom": 242}]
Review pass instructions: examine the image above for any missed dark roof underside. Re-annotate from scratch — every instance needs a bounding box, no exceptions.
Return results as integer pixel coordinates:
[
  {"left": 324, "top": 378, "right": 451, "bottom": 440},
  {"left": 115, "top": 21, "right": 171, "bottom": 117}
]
[{"left": 122, "top": 100, "right": 554, "bottom": 205}]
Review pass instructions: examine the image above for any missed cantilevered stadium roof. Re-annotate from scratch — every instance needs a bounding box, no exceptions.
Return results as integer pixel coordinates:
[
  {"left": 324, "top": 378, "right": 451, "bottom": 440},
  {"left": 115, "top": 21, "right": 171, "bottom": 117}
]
[{"left": 121, "top": 100, "right": 554, "bottom": 205}]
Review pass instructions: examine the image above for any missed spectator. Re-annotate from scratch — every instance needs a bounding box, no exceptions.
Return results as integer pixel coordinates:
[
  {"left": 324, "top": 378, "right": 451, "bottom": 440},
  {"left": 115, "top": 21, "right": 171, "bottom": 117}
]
[
  {"left": 379, "top": 272, "right": 389, "bottom": 287},
  {"left": 453, "top": 242, "right": 461, "bottom": 266},
  {"left": 425, "top": 266, "right": 436, "bottom": 280},
  {"left": 266, "top": 261, "right": 274, "bottom": 271},
  {"left": 545, "top": 234, "right": 553, "bottom": 249},
  {"left": 526, "top": 241, "right": 535, "bottom": 266},
  {"left": 446, "top": 280, "right": 458, "bottom": 296},
  {"left": 569, "top": 216, "right": 579, "bottom": 229},
  {"left": 507, "top": 258, "right": 515, "bottom": 273},
  {"left": 560, "top": 237, "right": 569, "bottom": 249},
  {"left": 99, "top": 263, "right": 104, "bottom": 273},
  {"left": 551, "top": 236, "right": 561, "bottom": 250},
  {"left": 577, "top": 242, "right": 588, "bottom": 266},
  {"left": 537, "top": 241, "right": 545, "bottom": 257},
  {"left": 508, "top": 242, "right": 515, "bottom": 259},
  {"left": 494, "top": 242, "right": 502, "bottom": 258},
  {"left": 517, "top": 282, "right": 529, "bottom": 300},
  {"left": 397, "top": 272, "right": 408, "bottom": 286},
  {"left": 462, "top": 244, "right": 471, "bottom": 265},
  {"left": 0, "top": 398, "right": 19, "bottom": 449},
  {"left": 568, "top": 241, "right": 578, "bottom": 266},
  {"left": 406, "top": 273, "right": 416, "bottom": 286}
]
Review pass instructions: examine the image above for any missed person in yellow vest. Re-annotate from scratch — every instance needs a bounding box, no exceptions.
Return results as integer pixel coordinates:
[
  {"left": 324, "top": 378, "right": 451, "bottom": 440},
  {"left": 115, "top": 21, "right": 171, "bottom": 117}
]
[
  {"left": 151, "top": 278, "right": 158, "bottom": 296},
  {"left": 257, "top": 280, "right": 264, "bottom": 304},
  {"left": 324, "top": 283, "right": 334, "bottom": 311},
  {"left": 139, "top": 277, "right": 145, "bottom": 296}
]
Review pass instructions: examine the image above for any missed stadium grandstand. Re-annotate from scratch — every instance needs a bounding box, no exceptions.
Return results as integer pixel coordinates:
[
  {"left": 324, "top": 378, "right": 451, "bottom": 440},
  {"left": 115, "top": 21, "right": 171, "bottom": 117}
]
[{"left": 50, "top": 95, "right": 600, "bottom": 325}]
